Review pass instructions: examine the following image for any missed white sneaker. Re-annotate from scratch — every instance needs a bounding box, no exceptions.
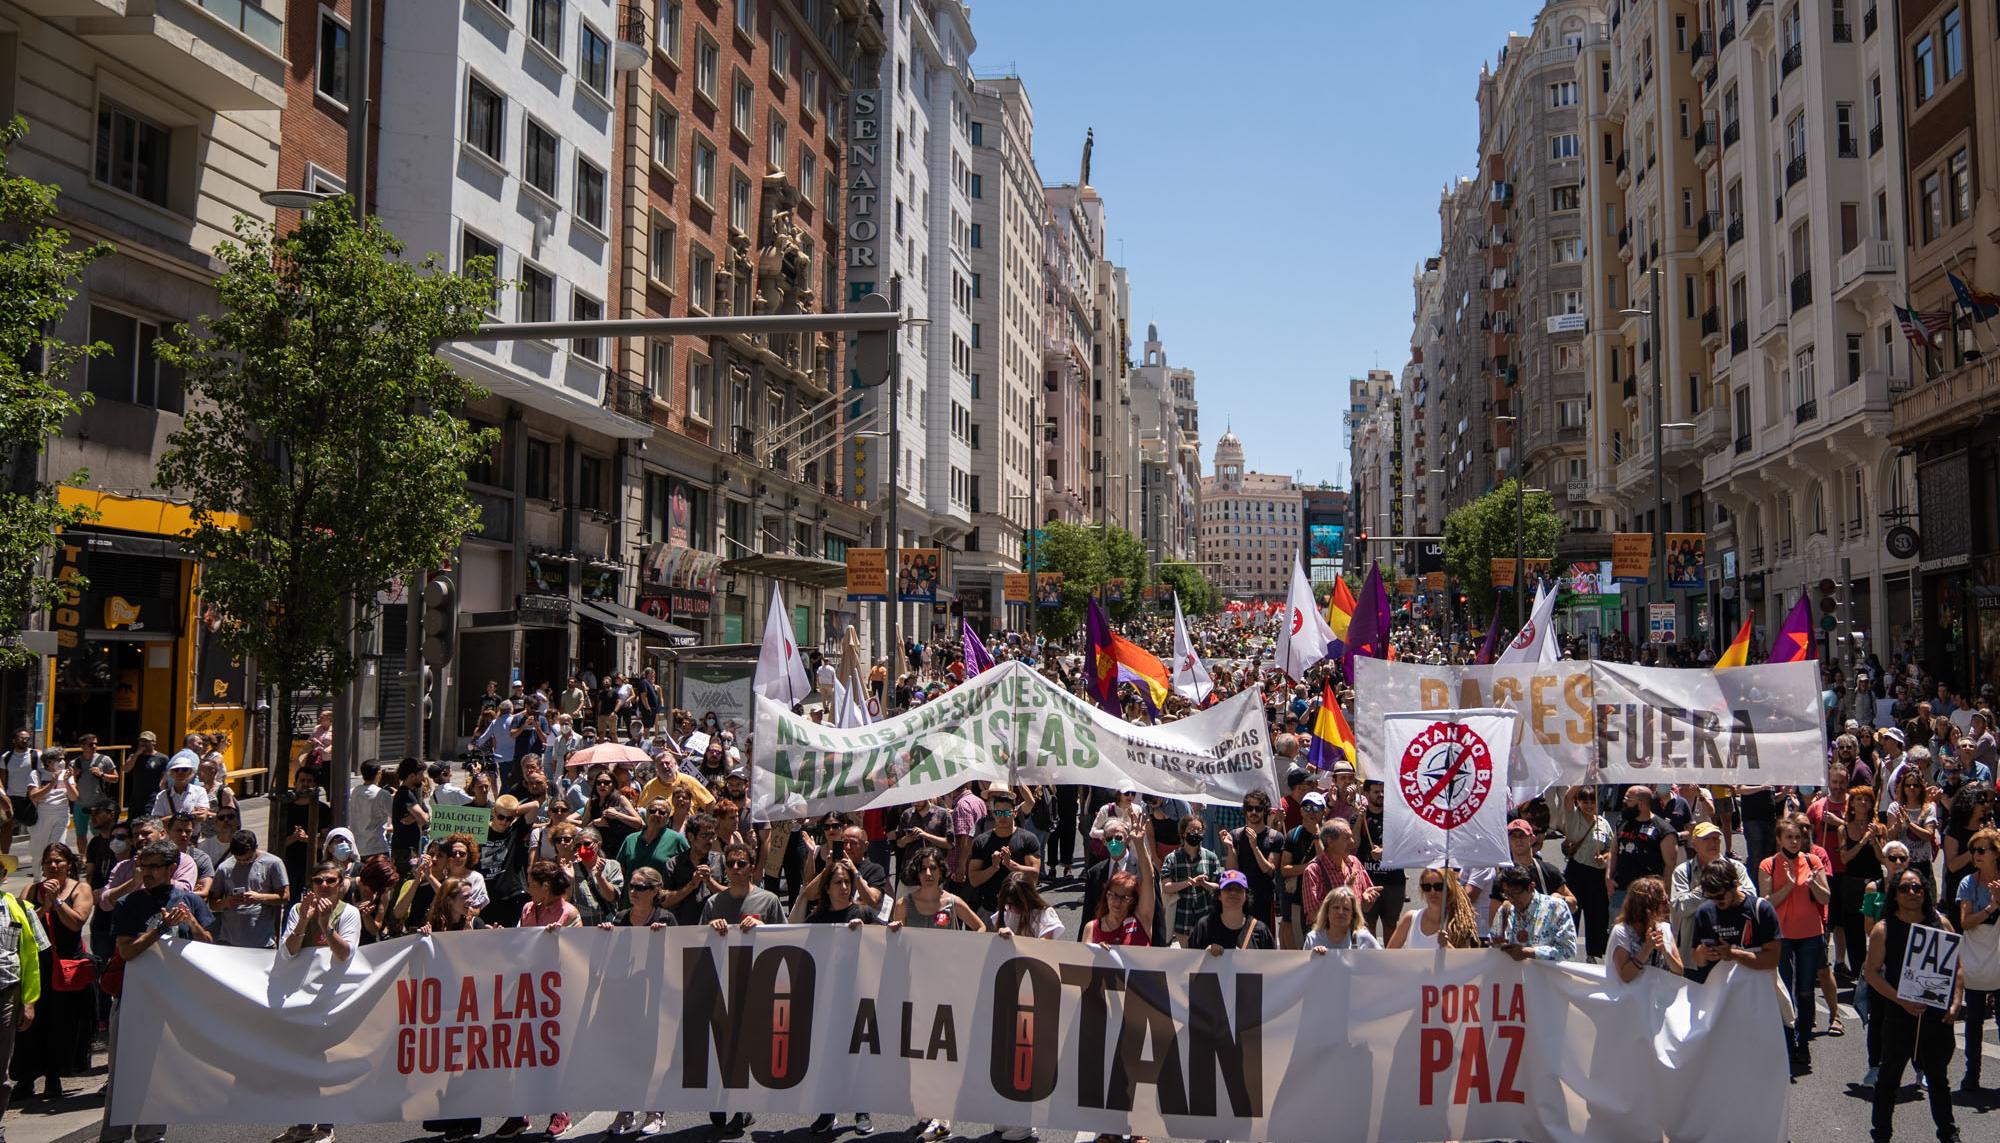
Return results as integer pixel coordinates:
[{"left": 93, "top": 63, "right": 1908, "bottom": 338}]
[
  {"left": 916, "top": 1120, "right": 952, "bottom": 1142},
  {"left": 998, "top": 1129, "right": 1036, "bottom": 1142},
  {"left": 608, "top": 1113, "right": 636, "bottom": 1136},
  {"left": 640, "top": 1113, "right": 667, "bottom": 1136},
  {"left": 307, "top": 1130, "right": 336, "bottom": 1143},
  {"left": 272, "top": 1128, "right": 311, "bottom": 1143}
]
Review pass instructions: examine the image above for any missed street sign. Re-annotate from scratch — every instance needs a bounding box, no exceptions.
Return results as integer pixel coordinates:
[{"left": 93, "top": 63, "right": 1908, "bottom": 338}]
[{"left": 1648, "top": 603, "right": 1677, "bottom": 645}]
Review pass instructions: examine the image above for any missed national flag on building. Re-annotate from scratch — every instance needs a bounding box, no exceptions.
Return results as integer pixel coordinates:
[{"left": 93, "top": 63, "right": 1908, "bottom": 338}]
[{"left": 1949, "top": 272, "right": 2000, "bottom": 322}]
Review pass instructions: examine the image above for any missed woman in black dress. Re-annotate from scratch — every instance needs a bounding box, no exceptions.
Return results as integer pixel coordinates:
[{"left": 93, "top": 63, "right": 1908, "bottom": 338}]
[{"left": 16, "top": 843, "right": 94, "bottom": 1098}]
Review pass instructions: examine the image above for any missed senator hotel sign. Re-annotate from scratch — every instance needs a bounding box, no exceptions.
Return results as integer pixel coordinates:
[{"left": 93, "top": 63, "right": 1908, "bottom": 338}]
[{"left": 846, "top": 90, "right": 882, "bottom": 269}]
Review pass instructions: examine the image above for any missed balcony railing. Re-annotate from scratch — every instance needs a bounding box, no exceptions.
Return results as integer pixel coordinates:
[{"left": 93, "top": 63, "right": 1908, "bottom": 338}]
[
  {"left": 1869, "top": 123, "right": 1883, "bottom": 154},
  {"left": 1691, "top": 30, "right": 1712, "bottom": 66},
  {"left": 1786, "top": 153, "right": 1808, "bottom": 186},
  {"left": 1698, "top": 210, "right": 1721, "bottom": 242},
  {"left": 1734, "top": 434, "right": 1752, "bottom": 455},
  {"left": 1724, "top": 118, "right": 1741, "bottom": 147},
  {"left": 1796, "top": 399, "right": 1818, "bottom": 425},
  {"left": 1781, "top": 42, "right": 1803, "bottom": 78},
  {"left": 1837, "top": 239, "right": 1897, "bottom": 291},
  {"left": 1864, "top": 5, "right": 1878, "bottom": 37},
  {"left": 1730, "top": 320, "right": 1749, "bottom": 353},
  {"left": 1720, "top": 19, "right": 1737, "bottom": 48},
  {"left": 732, "top": 426, "right": 758, "bottom": 457},
  {"left": 1616, "top": 150, "right": 1629, "bottom": 176},
  {"left": 1700, "top": 306, "right": 1721, "bottom": 337},
  {"left": 1838, "top": 132, "right": 1858, "bottom": 158},
  {"left": 1694, "top": 119, "right": 1716, "bottom": 156},
  {"left": 198, "top": 0, "right": 284, "bottom": 54},
  {"left": 1790, "top": 270, "right": 1813, "bottom": 311},
  {"left": 1833, "top": 21, "right": 1852, "bottom": 42}
]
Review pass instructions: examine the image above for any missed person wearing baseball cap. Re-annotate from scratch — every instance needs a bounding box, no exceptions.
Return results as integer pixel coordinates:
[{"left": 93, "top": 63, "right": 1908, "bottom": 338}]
[
  {"left": 1503, "top": 819, "right": 1575, "bottom": 913},
  {"left": 1280, "top": 792, "right": 1328, "bottom": 947},
  {"left": 1188, "top": 868, "right": 1274, "bottom": 953}
]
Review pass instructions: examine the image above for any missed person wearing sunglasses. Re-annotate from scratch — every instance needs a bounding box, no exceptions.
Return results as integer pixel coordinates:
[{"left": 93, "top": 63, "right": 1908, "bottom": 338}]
[
  {"left": 1943, "top": 780, "right": 1997, "bottom": 910},
  {"left": 1685, "top": 859, "right": 1780, "bottom": 987},
  {"left": 1388, "top": 865, "right": 1478, "bottom": 950},
  {"left": 1953, "top": 826, "right": 2000, "bottom": 1093},
  {"left": 1862, "top": 868, "right": 1960, "bottom": 1141},
  {"left": 100, "top": 840, "right": 211, "bottom": 1143},
  {"left": 699, "top": 841, "right": 783, "bottom": 1137}
]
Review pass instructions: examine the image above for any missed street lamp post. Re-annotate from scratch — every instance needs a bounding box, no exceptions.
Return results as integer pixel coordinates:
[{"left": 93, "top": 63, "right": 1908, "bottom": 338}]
[{"left": 1620, "top": 263, "right": 1698, "bottom": 633}]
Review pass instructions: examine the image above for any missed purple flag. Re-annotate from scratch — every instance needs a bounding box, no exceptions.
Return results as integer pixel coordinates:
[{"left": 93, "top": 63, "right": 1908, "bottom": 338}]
[
  {"left": 962, "top": 619, "right": 995, "bottom": 679},
  {"left": 1342, "top": 563, "right": 1393, "bottom": 679},
  {"left": 1475, "top": 598, "right": 1504, "bottom": 665}
]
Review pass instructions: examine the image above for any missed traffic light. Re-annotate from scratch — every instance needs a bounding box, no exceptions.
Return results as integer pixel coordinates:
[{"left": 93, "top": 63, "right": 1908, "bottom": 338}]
[
  {"left": 844, "top": 434, "right": 879, "bottom": 501},
  {"left": 420, "top": 664, "right": 435, "bottom": 722},
  {"left": 847, "top": 292, "right": 893, "bottom": 388},
  {"left": 422, "top": 575, "right": 456, "bottom": 667}
]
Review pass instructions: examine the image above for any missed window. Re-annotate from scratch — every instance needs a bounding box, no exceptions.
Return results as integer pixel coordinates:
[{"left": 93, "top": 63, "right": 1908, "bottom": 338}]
[
  {"left": 735, "top": 0, "right": 754, "bottom": 32},
  {"left": 1836, "top": 104, "right": 1856, "bottom": 155},
  {"left": 1549, "top": 80, "right": 1577, "bottom": 107},
  {"left": 692, "top": 137, "right": 716, "bottom": 204},
  {"left": 803, "top": 67, "right": 819, "bottom": 112},
  {"left": 461, "top": 228, "right": 502, "bottom": 313},
  {"left": 969, "top": 121, "right": 984, "bottom": 146},
  {"left": 687, "top": 354, "right": 714, "bottom": 421},
  {"left": 524, "top": 120, "right": 559, "bottom": 198},
  {"left": 1948, "top": 149, "right": 1972, "bottom": 224},
  {"left": 529, "top": 0, "right": 563, "bottom": 57},
  {"left": 1558, "top": 399, "right": 1586, "bottom": 428},
  {"left": 1678, "top": 101, "right": 1690, "bottom": 139},
  {"left": 1551, "top": 185, "right": 1581, "bottom": 211},
  {"left": 773, "top": 26, "right": 791, "bottom": 77},
  {"left": 1555, "top": 289, "right": 1583, "bottom": 314},
  {"left": 695, "top": 32, "right": 720, "bottom": 103},
  {"left": 660, "top": 3, "right": 682, "bottom": 61},
  {"left": 730, "top": 171, "right": 752, "bottom": 232},
  {"left": 1914, "top": 34, "right": 1935, "bottom": 103},
  {"left": 767, "top": 117, "right": 786, "bottom": 170},
  {"left": 571, "top": 292, "right": 603, "bottom": 362},
  {"left": 969, "top": 172, "right": 982, "bottom": 199},
  {"left": 579, "top": 22, "right": 610, "bottom": 95},
  {"left": 93, "top": 103, "right": 171, "bottom": 206},
  {"left": 653, "top": 107, "right": 678, "bottom": 171},
  {"left": 969, "top": 222, "right": 982, "bottom": 249},
  {"left": 649, "top": 214, "right": 675, "bottom": 284},
  {"left": 577, "top": 455, "right": 607, "bottom": 513},
  {"left": 1942, "top": 6, "right": 1963, "bottom": 80},
  {"left": 519, "top": 264, "right": 555, "bottom": 322},
  {"left": 574, "top": 157, "right": 606, "bottom": 231},
  {"left": 733, "top": 73, "right": 754, "bottom": 138},
  {"left": 1550, "top": 133, "right": 1580, "bottom": 160},
  {"left": 317, "top": 12, "right": 350, "bottom": 104},
  {"left": 524, "top": 439, "right": 552, "bottom": 500},
  {"left": 1846, "top": 333, "right": 1864, "bottom": 385},
  {"left": 464, "top": 77, "right": 504, "bottom": 161},
  {"left": 648, "top": 339, "right": 673, "bottom": 402},
  {"left": 1551, "top": 237, "right": 1583, "bottom": 263},
  {"left": 690, "top": 245, "right": 714, "bottom": 311},
  {"left": 86, "top": 307, "right": 182, "bottom": 413},
  {"left": 1920, "top": 171, "right": 1943, "bottom": 242},
  {"left": 798, "top": 148, "right": 817, "bottom": 200}
]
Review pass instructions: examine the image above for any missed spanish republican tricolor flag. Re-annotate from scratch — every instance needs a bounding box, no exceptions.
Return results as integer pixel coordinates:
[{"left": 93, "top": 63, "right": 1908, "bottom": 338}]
[
  {"left": 1085, "top": 596, "right": 1171, "bottom": 715},
  {"left": 1327, "top": 576, "right": 1358, "bottom": 641},
  {"left": 1306, "top": 679, "right": 1359, "bottom": 773},
  {"left": 1715, "top": 612, "right": 1754, "bottom": 668},
  {"left": 1770, "top": 595, "right": 1816, "bottom": 663}
]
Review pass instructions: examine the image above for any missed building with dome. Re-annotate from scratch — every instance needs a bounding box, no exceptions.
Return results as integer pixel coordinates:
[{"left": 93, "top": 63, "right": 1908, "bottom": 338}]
[{"left": 1198, "top": 432, "right": 1304, "bottom": 601}]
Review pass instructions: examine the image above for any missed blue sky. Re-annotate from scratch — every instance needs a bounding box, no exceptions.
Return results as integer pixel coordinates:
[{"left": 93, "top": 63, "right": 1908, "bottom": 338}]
[{"left": 967, "top": 0, "right": 1547, "bottom": 487}]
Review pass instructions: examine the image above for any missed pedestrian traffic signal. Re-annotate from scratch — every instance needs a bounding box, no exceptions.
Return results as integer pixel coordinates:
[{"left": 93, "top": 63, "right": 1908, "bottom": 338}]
[
  {"left": 847, "top": 292, "right": 892, "bottom": 388},
  {"left": 422, "top": 575, "right": 456, "bottom": 667}
]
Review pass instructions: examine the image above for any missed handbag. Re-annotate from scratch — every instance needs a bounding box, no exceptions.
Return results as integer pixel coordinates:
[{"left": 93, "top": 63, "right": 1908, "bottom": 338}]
[
  {"left": 99, "top": 953, "right": 126, "bottom": 998},
  {"left": 50, "top": 956, "right": 97, "bottom": 992},
  {"left": 1962, "top": 910, "right": 2000, "bottom": 991}
]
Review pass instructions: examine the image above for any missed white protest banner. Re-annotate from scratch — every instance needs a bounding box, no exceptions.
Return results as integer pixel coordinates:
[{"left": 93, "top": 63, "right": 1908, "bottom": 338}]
[
  {"left": 751, "top": 660, "right": 1278, "bottom": 821},
  {"left": 429, "top": 803, "right": 492, "bottom": 839},
  {"left": 111, "top": 927, "right": 1787, "bottom": 1143},
  {"left": 1352, "top": 658, "right": 1829, "bottom": 787},
  {"left": 1896, "top": 923, "right": 1961, "bottom": 1008},
  {"left": 1380, "top": 710, "right": 1516, "bottom": 872}
]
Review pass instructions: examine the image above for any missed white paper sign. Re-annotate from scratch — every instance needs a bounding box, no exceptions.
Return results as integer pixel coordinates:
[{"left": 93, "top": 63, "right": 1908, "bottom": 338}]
[
  {"left": 1379, "top": 709, "right": 1518, "bottom": 872},
  {"left": 1897, "top": 923, "right": 1961, "bottom": 1008}
]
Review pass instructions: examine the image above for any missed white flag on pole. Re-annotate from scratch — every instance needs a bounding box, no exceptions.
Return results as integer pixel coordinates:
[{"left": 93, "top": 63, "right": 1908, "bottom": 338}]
[
  {"left": 1274, "top": 557, "right": 1334, "bottom": 680},
  {"left": 1170, "top": 592, "right": 1213, "bottom": 703},
  {"left": 1495, "top": 581, "right": 1561, "bottom": 665},
  {"left": 1379, "top": 708, "right": 1517, "bottom": 871},
  {"left": 753, "top": 582, "right": 811, "bottom": 705}
]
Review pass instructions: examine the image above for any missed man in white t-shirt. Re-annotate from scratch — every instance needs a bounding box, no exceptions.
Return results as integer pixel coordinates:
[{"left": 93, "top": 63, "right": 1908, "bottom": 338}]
[{"left": 347, "top": 760, "right": 392, "bottom": 857}]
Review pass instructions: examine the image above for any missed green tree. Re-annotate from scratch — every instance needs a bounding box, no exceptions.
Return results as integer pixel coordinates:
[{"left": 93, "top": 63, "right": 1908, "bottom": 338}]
[
  {"left": 1157, "top": 560, "right": 1217, "bottom": 615},
  {"left": 1027, "top": 520, "right": 1156, "bottom": 637},
  {"left": 1442, "top": 478, "right": 1561, "bottom": 621},
  {"left": 0, "top": 119, "right": 107, "bottom": 668},
  {"left": 155, "top": 200, "right": 498, "bottom": 781}
]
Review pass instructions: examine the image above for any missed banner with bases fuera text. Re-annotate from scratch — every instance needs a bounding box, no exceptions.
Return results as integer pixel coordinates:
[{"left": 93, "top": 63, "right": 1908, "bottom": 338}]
[
  {"left": 751, "top": 659, "right": 1277, "bottom": 820},
  {"left": 1352, "top": 658, "right": 1829, "bottom": 788},
  {"left": 110, "top": 927, "right": 1787, "bottom": 1143}
]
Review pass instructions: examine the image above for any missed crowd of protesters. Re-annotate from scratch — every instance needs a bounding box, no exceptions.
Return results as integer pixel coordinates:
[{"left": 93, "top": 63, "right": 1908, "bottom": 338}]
[{"left": 0, "top": 604, "right": 1996, "bottom": 1143}]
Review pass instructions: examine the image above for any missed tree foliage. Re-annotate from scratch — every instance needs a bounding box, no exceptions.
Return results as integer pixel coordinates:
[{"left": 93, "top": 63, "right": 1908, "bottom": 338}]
[
  {"left": 1156, "top": 560, "right": 1217, "bottom": 616},
  {"left": 0, "top": 119, "right": 107, "bottom": 668},
  {"left": 155, "top": 201, "right": 499, "bottom": 751},
  {"left": 1442, "top": 478, "right": 1562, "bottom": 621},
  {"left": 1029, "top": 520, "right": 1153, "bottom": 639}
]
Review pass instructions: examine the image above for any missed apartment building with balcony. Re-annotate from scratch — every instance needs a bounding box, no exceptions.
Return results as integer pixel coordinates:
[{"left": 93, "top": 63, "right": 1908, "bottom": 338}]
[
  {"left": 1198, "top": 432, "right": 1302, "bottom": 602},
  {"left": 1891, "top": 0, "right": 2000, "bottom": 687},
  {"left": 1581, "top": 0, "right": 1711, "bottom": 637},
  {"left": 598, "top": 0, "right": 875, "bottom": 669},
  {"left": 1436, "top": 178, "right": 1497, "bottom": 516},
  {"left": 1478, "top": 4, "right": 1601, "bottom": 532},
  {"left": 1040, "top": 179, "right": 1095, "bottom": 527},
  {"left": 1128, "top": 324, "right": 1200, "bottom": 565},
  {"left": 1407, "top": 259, "right": 1448, "bottom": 540},
  {"left": 1694, "top": 0, "right": 1917, "bottom": 653},
  {"left": 962, "top": 72, "right": 1045, "bottom": 632},
  {"left": 3, "top": 0, "right": 286, "bottom": 755}
]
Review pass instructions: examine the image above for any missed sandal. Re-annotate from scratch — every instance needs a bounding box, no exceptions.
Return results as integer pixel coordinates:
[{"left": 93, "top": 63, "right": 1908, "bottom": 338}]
[{"left": 1827, "top": 1013, "right": 1845, "bottom": 1037}]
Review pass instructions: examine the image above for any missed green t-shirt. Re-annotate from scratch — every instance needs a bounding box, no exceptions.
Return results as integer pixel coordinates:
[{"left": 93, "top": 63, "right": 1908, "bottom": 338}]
[{"left": 616, "top": 826, "right": 689, "bottom": 888}]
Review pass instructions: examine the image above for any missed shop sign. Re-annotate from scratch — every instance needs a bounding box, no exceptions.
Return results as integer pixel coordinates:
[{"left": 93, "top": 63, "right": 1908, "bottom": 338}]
[
  {"left": 526, "top": 554, "right": 571, "bottom": 596},
  {"left": 580, "top": 564, "right": 619, "bottom": 603},
  {"left": 846, "top": 91, "right": 882, "bottom": 269}
]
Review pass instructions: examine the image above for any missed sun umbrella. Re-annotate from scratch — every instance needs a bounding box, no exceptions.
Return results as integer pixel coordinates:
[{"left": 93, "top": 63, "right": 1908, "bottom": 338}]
[{"left": 562, "top": 742, "right": 654, "bottom": 768}]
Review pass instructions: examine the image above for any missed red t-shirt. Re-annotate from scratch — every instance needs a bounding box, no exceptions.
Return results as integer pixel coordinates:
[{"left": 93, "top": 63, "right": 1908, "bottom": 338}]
[
  {"left": 1760, "top": 850, "right": 1828, "bottom": 940},
  {"left": 1090, "top": 915, "right": 1150, "bottom": 946}
]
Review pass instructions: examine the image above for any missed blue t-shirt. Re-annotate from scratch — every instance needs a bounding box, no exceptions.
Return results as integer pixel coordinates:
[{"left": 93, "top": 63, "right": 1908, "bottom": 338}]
[
  {"left": 111, "top": 883, "right": 216, "bottom": 942},
  {"left": 1956, "top": 874, "right": 1996, "bottom": 926}
]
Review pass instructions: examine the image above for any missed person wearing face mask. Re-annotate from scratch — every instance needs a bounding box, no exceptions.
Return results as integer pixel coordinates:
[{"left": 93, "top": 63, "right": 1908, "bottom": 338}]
[
  {"left": 318, "top": 828, "right": 359, "bottom": 898},
  {"left": 1079, "top": 820, "right": 1144, "bottom": 929},
  {"left": 1159, "top": 815, "right": 1222, "bottom": 947}
]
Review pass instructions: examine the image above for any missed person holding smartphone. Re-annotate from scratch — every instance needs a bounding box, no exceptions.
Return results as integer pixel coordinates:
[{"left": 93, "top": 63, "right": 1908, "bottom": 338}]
[
  {"left": 99, "top": 840, "right": 214, "bottom": 1143},
  {"left": 1686, "top": 859, "right": 1781, "bottom": 986}
]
